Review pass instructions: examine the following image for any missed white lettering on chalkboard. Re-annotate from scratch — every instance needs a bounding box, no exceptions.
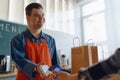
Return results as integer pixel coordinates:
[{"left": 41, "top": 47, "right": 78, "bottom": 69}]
[
  {"left": 0, "top": 23, "right": 25, "bottom": 33},
  {"left": 5, "top": 24, "right": 10, "bottom": 32},
  {"left": 11, "top": 26, "right": 17, "bottom": 32}
]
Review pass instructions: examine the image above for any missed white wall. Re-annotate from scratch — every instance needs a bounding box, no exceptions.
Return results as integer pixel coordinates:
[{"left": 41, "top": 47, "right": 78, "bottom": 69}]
[
  {"left": 0, "top": 0, "right": 9, "bottom": 20},
  {"left": 105, "top": 0, "right": 120, "bottom": 54},
  {"left": 43, "top": 29, "right": 73, "bottom": 58},
  {"left": 77, "top": 0, "right": 96, "bottom": 5},
  {"left": 74, "top": 0, "right": 83, "bottom": 44},
  {"left": 111, "top": 0, "right": 120, "bottom": 49},
  {"left": 9, "top": 0, "right": 24, "bottom": 24}
]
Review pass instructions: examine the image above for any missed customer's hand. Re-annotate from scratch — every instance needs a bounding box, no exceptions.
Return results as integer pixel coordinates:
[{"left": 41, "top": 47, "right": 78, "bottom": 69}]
[
  {"left": 53, "top": 71, "right": 72, "bottom": 80},
  {"left": 53, "top": 71, "right": 86, "bottom": 80}
]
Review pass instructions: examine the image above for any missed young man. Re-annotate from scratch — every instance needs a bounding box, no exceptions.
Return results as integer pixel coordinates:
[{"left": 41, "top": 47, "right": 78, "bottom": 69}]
[
  {"left": 55, "top": 48, "right": 120, "bottom": 80},
  {"left": 11, "top": 3, "right": 60, "bottom": 80}
]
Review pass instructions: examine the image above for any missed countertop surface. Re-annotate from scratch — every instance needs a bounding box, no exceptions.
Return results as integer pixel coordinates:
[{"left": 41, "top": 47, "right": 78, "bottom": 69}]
[
  {"left": 0, "top": 69, "right": 120, "bottom": 80},
  {"left": 0, "top": 71, "right": 16, "bottom": 78}
]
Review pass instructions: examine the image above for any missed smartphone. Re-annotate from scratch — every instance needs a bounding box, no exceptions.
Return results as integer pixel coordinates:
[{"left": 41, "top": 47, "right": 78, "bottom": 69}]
[
  {"left": 49, "top": 65, "right": 61, "bottom": 72},
  {"left": 39, "top": 65, "right": 61, "bottom": 77},
  {"left": 39, "top": 65, "right": 52, "bottom": 77}
]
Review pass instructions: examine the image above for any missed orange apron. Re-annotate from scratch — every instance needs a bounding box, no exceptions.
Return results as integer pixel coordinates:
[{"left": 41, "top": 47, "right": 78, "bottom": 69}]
[{"left": 16, "top": 38, "right": 52, "bottom": 80}]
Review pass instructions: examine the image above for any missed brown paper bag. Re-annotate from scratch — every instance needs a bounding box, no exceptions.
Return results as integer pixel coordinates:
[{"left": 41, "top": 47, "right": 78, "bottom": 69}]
[{"left": 71, "top": 38, "right": 98, "bottom": 73}]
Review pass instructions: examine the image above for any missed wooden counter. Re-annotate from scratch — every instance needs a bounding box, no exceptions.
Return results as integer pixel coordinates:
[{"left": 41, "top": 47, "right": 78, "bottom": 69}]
[
  {"left": 0, "top": 64, "right": 17, "bottom": 78},
  {"left": 0, "top": 72, "right": 16, "bottom": 78},
  {"left": 110, "top": 74, "right": 120, "bottom": 80},
  {"left": 111, "top": 77, "right": 120, "bottom": 80},
  {"left": 102, "top": 74, "right": 120, "bottom": 80}
]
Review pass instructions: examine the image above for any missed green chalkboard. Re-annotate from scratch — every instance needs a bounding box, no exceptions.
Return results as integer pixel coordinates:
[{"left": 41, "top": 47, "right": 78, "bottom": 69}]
[{"left": 0, "top": 20, "right": 26, "bottom": 55}]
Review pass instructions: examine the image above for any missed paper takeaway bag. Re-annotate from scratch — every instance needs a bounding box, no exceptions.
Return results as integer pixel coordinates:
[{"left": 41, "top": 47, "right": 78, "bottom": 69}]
[{"left": 71, "top": 38, "right": 98, "bottom": 74}]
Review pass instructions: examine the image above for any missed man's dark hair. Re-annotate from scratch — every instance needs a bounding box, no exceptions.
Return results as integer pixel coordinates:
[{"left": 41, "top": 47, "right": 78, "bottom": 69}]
[{"left": 25, "top": 3, "right": 43, "bottom": 16}]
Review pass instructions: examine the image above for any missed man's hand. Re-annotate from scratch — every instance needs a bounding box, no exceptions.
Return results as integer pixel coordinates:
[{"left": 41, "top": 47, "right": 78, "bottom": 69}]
[{"left": 36, "top": 63, "right": 53, "bottom": 80}]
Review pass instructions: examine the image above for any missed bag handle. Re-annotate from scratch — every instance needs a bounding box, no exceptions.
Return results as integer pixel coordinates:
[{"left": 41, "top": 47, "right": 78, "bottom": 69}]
[
  {"left": 73, "top": 37, "right": 80, "bottom": 47},
  {"left": 87, "top": 39, "right": 94, "bottom": 46}
]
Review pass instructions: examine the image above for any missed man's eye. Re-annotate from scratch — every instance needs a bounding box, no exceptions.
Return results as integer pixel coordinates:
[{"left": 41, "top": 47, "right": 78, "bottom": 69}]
[
  {"left": 34, "top": 14, "right": 44, "bottom": 17},
  {"left": 34, "top": 14, "right": 41, "bottom": 17}
]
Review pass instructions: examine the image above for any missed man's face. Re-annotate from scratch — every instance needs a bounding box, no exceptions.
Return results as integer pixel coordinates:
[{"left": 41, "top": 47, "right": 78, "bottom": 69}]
[{"left": 26, "top": 8, "right": 45, "bottom": 29}]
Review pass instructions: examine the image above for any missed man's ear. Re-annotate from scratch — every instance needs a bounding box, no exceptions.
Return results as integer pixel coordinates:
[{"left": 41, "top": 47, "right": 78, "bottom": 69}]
[{"left": 43, "top": 17, "right": 45, "bottom": 23}]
